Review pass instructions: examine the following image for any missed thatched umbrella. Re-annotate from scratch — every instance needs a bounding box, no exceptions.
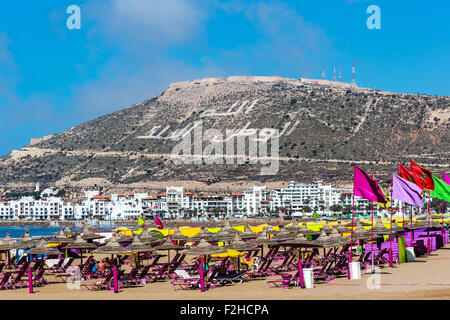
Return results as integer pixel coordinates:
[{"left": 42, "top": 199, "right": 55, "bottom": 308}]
[
  {"left": 93, "top": 233, "right": 132, "bottom": 265},
  {"left": 0, "top": 233, "right": 17, "bottom": 263},
  {"left": 210, "top": 228, "right": 234, "bottom": 243},
  {"left": 138, "top": 229, "right": 162, "bottom": 245},
  {"left": 371, "top": 217, "right": 396, "bottom": 234},
  {"left": 12, "top": 229, "right": 39, "bottom": 249},
  {"left": 240, "top": 226, "right": 258, "bottom": 240},
  {"left": 48, "top": 230, "right": 75, "bottom": 258},
  {"left": 74, "top": 223, "right": 102, "bottom": 233},
  {"left": 121, "top": 235, "right": 154, "bottom": 267},
  {"left": 299, "top": 224, "right": 321, "bottom": 236},
  {"left": 53, "top": 226, "right": 76, "bottom": 237},
  {"left": 333, "top": 221, "right": 352, "bottom": 234},
  {"left": 81, "top": 226, "right": 105, "bottom": 241},
  {"left": 185, "top": 239, "right": 227, "bottom": 256},
  {"left": 285, "top": 222, "right": 302, "bottom": 233},
  {"left": 27, "top": 239, "right": 60, "bottom": 257},
  {"left": 221, "top": 220, "right": 239, "bottom": 235},
  {"left": 190, "top": 227, "right": 216, "bottom": 242},
  {"left": 327, "top": 228, "right": 351, "bottom": 246},
  {"left": 225, "top": 233, "right": 260, "bottom": 252},
  {"left": 270, "top": 227, "right": 295, "bottom": 241},
  {"left": 66, "top": 235, "right": 98, "bottom": 265},
  {"left": 265, "top": 226, "right": 278, "bottom": 235},
  {"left": 152, "top": 236, "right": 185, "bottom": 263},
  {"left": 48, "top": 230, "right": 75, "bottom": 244},
  {"left": 171, "top": 228, "right": 190, "bottom": 242}
]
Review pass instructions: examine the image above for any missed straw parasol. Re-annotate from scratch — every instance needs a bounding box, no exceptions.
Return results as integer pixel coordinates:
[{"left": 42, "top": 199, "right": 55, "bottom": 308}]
[
  {"left": 152, "top": 236, "right": 185, "bottom": 263},
  {"left": 12, "top": 229, "right": 39, "bottom": 249},
  {"left": 286, "top": 231, "right": 318, "bottom": 248},
  {"left": 92, "top": 233, "right": 132, "bottom": 255},
  {"left": 27, "top": 239, "right": 60, "bottom": 256},
  {"left": 126, "top": 236, "right": 155, "bottom": 253},
  {"left": 152, "top": 236, "right": 185, "bottom": 251},
  {"left": 0, "top": 233, "right": 17, "bottom": 251},
  {"left": 327, "top": 227, "right": 351, "bottom": 246},
  {"left": 138, "top": 229, "right": 162, "bottom": 245},
  {"left": 309, "top": 229, "right": 340, "bottom": 248},
  {"left": 225, "top": 233, "right": 260, "bottom": 252},
  {"left": 74, "top": 223, "right": 102, "bottom": 233},
  {"left": 222, "top": 220, "right": 239, "bottom": 235},
  {"left": 240, "top": 225, "right": 258, "bottom": 240},
  {"left": 350, "top": 220, "right": 379, "bottom": 241},
  {"left": 270, "top": 226, "right": 295, "bottom": 241},
  {"left": 48, "top": 229, "right": 75, "bottom": 244},
  {"left": 170, "top": 228, "right": 190, "bottom": 241},
  {"left": 80, "top": 226, "right": 105, "bottom": 241},
  {"left": 265, "top": 226, "right": 278, "bottom": 235},
  {"left": 210, "top": 228, "right": 234, "bottom": 243},
  {"left": 66, "top": 235, "right": 98, "bottom": 264},
  {"left": 185, "top": 239, "right": 227, "bottom": 256},
  {"left": 370, "top": 217, "right": 396, "bottom": 234},
  {"left": 299, "top": 224, "right": 320, "bottom": 236},
  {"left": 190, "top": 227, "right": 216, "bottom": 242},
  {"left": 285, "top": 221, "right": 302, "bottom": 233},
  {"left": 333, "top": 221, "right": 352, "bottom": 234},
  {"left": 53, "top": 226, "right": 76, "bottom": 237},
  {"left": 248, "top": 228, "right": 275, "bottom": 245}
]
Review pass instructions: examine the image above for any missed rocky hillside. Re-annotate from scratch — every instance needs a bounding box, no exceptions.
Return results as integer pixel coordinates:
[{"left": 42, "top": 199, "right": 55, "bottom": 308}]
[{"left": 1, "top": 76, "right": 448, "bottom": 193}]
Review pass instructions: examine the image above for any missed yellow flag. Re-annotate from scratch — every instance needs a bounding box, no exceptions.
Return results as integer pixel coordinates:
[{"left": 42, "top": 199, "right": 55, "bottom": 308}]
[{"left": 375, "top": 185, "right": 391, "bottom": 209}]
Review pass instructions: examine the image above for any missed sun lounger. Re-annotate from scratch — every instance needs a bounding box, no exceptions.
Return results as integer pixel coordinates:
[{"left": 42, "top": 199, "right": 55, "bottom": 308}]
[
  {"left": 213, "top": 270, "right": 248, "bottom": 285},
  {"left": 0, "top": 272, "right": 12, "bottom": 290},
  {"left": 170, "top": 269, "right": 216, "bottom": 291},
  {"left": 266, "top": 270, "right": 301, "bottom": 288}
]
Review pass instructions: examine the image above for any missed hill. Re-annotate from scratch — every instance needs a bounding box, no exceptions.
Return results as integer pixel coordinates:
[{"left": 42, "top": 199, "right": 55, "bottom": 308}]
[{"left": 1, "top": 76, "right": 448, "bottom": 194}]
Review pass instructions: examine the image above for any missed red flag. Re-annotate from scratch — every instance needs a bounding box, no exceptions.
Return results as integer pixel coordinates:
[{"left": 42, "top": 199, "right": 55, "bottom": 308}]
[
  {"left": 398, "top": 163, "right": 425, "bottom": 190},
  {"left": 153, "top": 214, "right": 163, "bottom": 229},
  {"left": 410, "top": 160, "right": 434, "bottom": 190}
]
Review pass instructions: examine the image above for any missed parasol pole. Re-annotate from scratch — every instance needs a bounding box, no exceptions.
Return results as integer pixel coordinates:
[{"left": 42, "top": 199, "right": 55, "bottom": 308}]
[
  {"left": 28, "top": 267, "right": 33, "bottom": 294},
  {"left": 348, "top": 194, "right": 355, "bottom": 280},
  {"left": 298, "top": 259, "right": 304, "bottom": 288},
  {"left": 199, "top": 255, "right": 205, "bottom": 292},
  {"left": 113, "top": 265, "right": 118, "bottom": 293}
]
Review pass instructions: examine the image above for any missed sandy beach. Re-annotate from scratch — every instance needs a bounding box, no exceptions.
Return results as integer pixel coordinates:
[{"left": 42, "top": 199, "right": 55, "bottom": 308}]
[{"left": 1, "top": 244, "right": 450, "bottom": 300}]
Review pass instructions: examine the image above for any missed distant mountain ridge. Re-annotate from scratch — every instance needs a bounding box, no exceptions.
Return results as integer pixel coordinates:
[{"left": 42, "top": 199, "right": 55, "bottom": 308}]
[{"left": 1, "top": 76, "right": 448, "bottom": 193}]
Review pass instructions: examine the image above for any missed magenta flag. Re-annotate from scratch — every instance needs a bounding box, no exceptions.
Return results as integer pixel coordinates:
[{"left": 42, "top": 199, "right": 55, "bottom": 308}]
[
  {"left": 353, "top": 165, "right": 387, "bottom": 203},
  {"left": 392, "top": 173, "right": 423, "bottom": 207},
  {"left": 443, "top": 172, "right": 450, "bottom": 185},
  {"left": 154, "top": 214, "right": 164, "bottom": 229}
]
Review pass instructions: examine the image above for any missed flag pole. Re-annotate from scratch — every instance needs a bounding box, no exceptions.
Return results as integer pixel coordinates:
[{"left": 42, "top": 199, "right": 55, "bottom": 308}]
[
  {"left": 348, "top": 194, "right": 355, "bottom": 280},
  {"left": 389, "top": 173, "right": 393, "bottom": 267},
  {"left": 402, "top": 202, "right": 405, "bottom": 233},
  {"left": 427, "top": 191, "right": 431, "bottom": 255},
  {"left": 371, "top": 201, "right": 374, "bottom": 273},
  {"left": 442, "top": 200, "right": 445, "bottom": 240},
  {"left": 411, "top": 205, "right": 414, "bottom": 247}
]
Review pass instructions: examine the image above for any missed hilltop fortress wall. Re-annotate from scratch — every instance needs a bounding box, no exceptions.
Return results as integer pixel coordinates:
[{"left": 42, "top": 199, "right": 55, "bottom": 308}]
[{"left": 168, "top": 75, "right": 359, "bottom": 91}]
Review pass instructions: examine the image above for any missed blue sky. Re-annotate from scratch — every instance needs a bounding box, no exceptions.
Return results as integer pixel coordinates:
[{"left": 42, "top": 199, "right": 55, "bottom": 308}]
[{"left": 0, "top": 0, "right": 448, "bottom": 156}]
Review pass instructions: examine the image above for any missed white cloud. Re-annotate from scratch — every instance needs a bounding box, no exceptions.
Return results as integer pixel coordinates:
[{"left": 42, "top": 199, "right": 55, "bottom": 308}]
[{"left": 85, "top": 0, "right": 207, "bottom": 47}]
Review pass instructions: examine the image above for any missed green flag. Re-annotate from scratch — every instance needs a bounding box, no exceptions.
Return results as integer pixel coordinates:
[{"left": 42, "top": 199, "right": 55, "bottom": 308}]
[{"left": 430, "top": 176, "right": 450, "bottom": 202}]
